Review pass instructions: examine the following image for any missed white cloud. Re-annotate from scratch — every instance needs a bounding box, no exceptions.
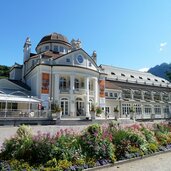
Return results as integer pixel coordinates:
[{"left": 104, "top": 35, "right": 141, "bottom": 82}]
[
  {"left": 138, "top": 68, "right": 149, "bottom": 72},
  {"left": 160, "top": 42, "right": 167, "bottom": 51}
]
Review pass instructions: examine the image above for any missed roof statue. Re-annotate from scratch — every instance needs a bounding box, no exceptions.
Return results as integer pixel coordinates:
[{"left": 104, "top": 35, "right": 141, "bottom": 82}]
[
  {"left": 92, "top": 50, "right": 97, "bottom": 62},
  {"left": 71, "top": 38, "right": 82, "bottom": 50}
]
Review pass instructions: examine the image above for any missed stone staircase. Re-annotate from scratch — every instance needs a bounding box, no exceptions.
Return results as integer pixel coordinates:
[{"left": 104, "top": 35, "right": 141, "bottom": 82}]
[{"left": 56, "top": 118, "right": 136, "bottom": 126}]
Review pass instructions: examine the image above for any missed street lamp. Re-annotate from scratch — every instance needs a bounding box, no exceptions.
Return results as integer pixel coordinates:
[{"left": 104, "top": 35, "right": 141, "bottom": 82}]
[
  {"left": 48, "top": 97, "right": 53, "bottom": 118},
  {"left": 4, "top": 96, "right": 7, "bottom": 118}
]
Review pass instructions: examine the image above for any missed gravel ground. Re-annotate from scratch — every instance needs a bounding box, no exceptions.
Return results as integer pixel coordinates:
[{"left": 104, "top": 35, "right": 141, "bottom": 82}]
[
  {"left": 101, "top": 152, "right": 171, "bottom": 171},
  {"left": 0, "top": 125, "right": 88, "bottom": 149}
]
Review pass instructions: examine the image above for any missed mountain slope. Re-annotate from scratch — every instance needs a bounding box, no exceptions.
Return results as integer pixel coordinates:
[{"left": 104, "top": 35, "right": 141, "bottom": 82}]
[{"left": 148, "top": 63, "right": 171, "bottom": 81}]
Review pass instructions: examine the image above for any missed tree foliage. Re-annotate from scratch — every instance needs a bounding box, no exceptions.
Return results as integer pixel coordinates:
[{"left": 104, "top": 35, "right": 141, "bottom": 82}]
[{"left": 0, "top": 65, "right": 10, "bottom": 78}]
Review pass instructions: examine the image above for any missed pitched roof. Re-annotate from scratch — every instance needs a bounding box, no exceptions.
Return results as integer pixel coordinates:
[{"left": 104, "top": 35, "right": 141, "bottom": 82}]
[
  {"left": 8, "top": 79, "right": 31, "bottom": 91},
  {"left": 101, "top": 65, "right": 171, "bottom": 88}
]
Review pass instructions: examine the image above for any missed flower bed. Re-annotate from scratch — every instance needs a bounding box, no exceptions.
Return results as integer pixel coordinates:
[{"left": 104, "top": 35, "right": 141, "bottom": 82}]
[{"left": 1, "top": 122, "right": 171, "bottom": 170}]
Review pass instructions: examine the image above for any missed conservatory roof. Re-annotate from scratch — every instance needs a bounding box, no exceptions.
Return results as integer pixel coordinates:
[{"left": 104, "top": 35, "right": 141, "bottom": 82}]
[{"left": 0, "top": 94, "right": 40, "bottom": 103}]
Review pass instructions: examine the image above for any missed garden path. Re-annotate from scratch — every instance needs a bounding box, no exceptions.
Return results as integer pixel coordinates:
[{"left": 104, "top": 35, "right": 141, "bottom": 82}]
[{"left": 101, "top": 152, "right": 171, "bottom": 171}]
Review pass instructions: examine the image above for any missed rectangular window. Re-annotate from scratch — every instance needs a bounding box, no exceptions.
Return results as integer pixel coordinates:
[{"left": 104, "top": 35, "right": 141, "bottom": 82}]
[
  {"left": 39, "top": 48, "right": 41, "bottom": 53},
  {"left": 45, "top": 46, "right": 49, "bottom": 50},
  {"left": 105, "top": 92, "right": 108, "bottom": 97},
  {"left": 144, "top": 105, "right": 151, "bottom": 114},
  {"left": 7, "top": 103, "right": 12, "bottom": 110},
  {"left": 89, "top": 62, "right": 92, "bottom": 67},
  {"left": 0, "top": 102, "right": 5, "bottom": 110},
  {"left": 154, "top": 105, "right": 161, "bottom": 114},
  {"left": 12, "top": 103, "right": 18, "bottom": 111},
  {"left": 114, "top": 93, "right": 118, "bottom": 98},
  {"left": 134, "top": 104, "right": 142, "bottom": 115},
  {"left": 105, "top": 107, "right": 110, "bottom": 114},
  {"left": 163, "top": 105, "right": 169, "bottom": 114},
  {"left": 60, "top": 46, "right": 64, "bottom": 52},
  {"left": 66, "top": 58, "right": 70, "bottom": 62},
  {"left": 54, "top": 46, "right": 58, "bottom": 52},
  {"left": 110, "top": 92, "right": 113, "bottom": 97},
  {"left": 122, "top": 103, "right": 131, "bottom": 115}
]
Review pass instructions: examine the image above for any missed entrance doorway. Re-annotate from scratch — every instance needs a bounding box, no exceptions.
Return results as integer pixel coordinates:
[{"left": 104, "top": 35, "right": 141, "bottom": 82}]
[
  {"left": 76, "top": 98, "right": 85, "bottom": 116},
  {"left": 60, "top": 98, "right": 69, "bottom": 115}
]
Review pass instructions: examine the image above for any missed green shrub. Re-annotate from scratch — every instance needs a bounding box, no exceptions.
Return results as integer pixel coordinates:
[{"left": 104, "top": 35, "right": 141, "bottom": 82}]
[
  {"left": 29, "top": 133, "right": 53, "bottom": 164},
  {"left": 155, "top": 131, "right": 168, "bottom": 146},
  {"left": 141, "top": 127, "right": 156, "bottom": 143},
  {"left": 86, "top": 158, "right": 96, "bottom": 168},
  {"left": 155, "top": 123, "right": 171, "bottom": 134},
  {"left": 0, "top": 125, "right": 34, "bottom": 161},
  {"left": 148, "top": 143, "right": 159, "bottom": 153},
  {"left": 51, "top": 134, "right": 83, "bottom": 163},
  {"left": 9, "top": 159, "right": 33, "bottom": 171},
  {"left": 1, "top": 123, "right": 171, "bottom": 170},
  {"left": 16, "top": 125, "right": 33, "bottom": 138},
  {"left": 75, "top": 158, "right": 85, "bottom": 166},
  {"left": 0, "top": 136, "right": 33, "bottom": 161},
  {"left": 58, "top": 159, "right": 72, "bottom": 170},
  {"left": 128, "top": 146, "right": 140, "bottom": 153},
  {"left": 45, "top": 158, "right": 58, "bottom": 168},
  {"left": 80, "top": 124, "right": 116, "bottom": 162},
  {"left": 110, "top": 128, "right": 146, "bottom": 160}
]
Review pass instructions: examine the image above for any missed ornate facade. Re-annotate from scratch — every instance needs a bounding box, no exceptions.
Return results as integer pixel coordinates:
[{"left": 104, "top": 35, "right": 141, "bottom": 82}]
[{"left": 9, "top": 33, "right": 171, "bottom": 120}]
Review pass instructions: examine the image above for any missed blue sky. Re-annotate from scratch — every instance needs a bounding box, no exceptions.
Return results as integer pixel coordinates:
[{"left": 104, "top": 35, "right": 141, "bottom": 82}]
[{"left": 0, "top": 0, "right": 171, "bottom": 70}]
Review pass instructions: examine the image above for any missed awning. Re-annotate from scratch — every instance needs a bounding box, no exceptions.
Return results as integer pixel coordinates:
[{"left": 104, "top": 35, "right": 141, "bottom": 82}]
[{"left": 0, "top": 95, "right": 40, "bottom": 103}]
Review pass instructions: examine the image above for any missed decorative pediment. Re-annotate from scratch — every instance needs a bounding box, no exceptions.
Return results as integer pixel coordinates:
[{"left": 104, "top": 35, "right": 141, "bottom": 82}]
[{"left": 54, "top": 49, "right": 99, "bottom": 71}]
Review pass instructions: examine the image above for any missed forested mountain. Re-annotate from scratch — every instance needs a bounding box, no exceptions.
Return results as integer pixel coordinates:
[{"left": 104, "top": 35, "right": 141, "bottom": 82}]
[
  {"left": 0, "top": 65, "right": 10, "bottom": 78},
  {"left": 148, "top": 63, "right": 171, "bottom": 81}
]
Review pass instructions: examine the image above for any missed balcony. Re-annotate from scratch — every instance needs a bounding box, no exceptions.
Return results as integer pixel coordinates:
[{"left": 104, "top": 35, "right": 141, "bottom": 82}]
[
  {"left": 60, "top": 88, "right": 70, "bottom": 93},
  {"left": 74, "top": 88, "right": 86, "bottom": 95},
  {"left": 122, "top": 93, "right": 131, "bottom": 99},
  {"left": 134, "top": 92, "right": 142, "bottom": 100},
  {"left": 90, "top": 91, "right": 94, "bottom": 96},
  {"left": 144, "top": 93, "right": 152, "bottom": 101}
]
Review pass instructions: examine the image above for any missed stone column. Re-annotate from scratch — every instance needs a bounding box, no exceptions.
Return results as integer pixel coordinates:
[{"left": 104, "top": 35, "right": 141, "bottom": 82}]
[
  {"left": 85, "top": 76, "right": 90, "bottom": 118},
  {"left": 70, "top": 75, "right": 75, "bottom": 117},
  {"left": 141, "top": 90, "right": 144, "bottom": 101},
  {"left": 160, "top": 92, "right": 163, "bottom": 102},
  {"left": 37, "top": 66, "right": 41, "bottom": 98},
  {"left": 151, "top": 91, "right": 154, "bottom": 101},
  {"left": 131, "top": 89, "right": 134, "bottom": 100},
  {"left": 54, "top": 74, "right": 60, "bottom": 102},
  {"left": 169, "top": 105, "right": 171, "bottom": 118},
  {"left": 169, "top": 93, "right": 171, "bottom": 102},
  {"left": 94, "top": 77, "right": 98, "bottom": 105},
  {"left": 141, "top": 104, "right": 144, "bottom": 118},
  {"left": 151, "top": 104, "right": 155, "bottom": 119}
]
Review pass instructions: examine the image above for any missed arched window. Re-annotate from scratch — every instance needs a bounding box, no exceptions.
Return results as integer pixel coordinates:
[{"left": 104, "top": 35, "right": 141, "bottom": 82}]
[
  {"left": 75, "top": 78, "right": 79, "bottom": 89},
  {"left": 89, "top": 99, "right": 93, "bottom": 111},
  {"left": 60, "top": 77, "right": 66, "bottom": 89}
]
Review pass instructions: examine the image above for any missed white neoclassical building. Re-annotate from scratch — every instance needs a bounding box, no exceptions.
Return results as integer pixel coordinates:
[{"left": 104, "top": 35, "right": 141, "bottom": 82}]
[{"left": 4, "top": 32, "right": 171, "bottom": 120}]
